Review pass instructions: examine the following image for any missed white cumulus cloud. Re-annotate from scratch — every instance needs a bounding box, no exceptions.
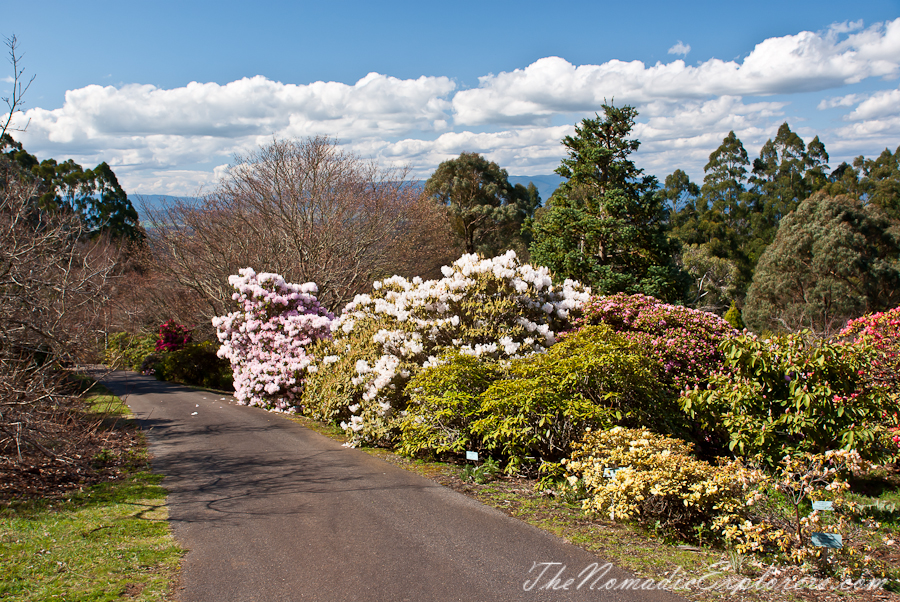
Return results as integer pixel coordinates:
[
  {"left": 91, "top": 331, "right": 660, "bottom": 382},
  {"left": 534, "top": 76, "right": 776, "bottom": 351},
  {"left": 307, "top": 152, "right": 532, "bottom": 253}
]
[
  {"left": 13, "top": 73, "right": 455, "bottom": 172},
  {"left": 846, "top": 87, "right": 900, "bottom": 121},
  {"left": 817, "top": 93, "right": 865, "bottom": 109},
  {"left": 668, "top": 41, "right": 691, "bottom": 57},
  {"left": 452, "top": 18, "right": 900, "bottom": 125},
  {"left": 5, "top": 18, "right": 900, "bottom": 194}
]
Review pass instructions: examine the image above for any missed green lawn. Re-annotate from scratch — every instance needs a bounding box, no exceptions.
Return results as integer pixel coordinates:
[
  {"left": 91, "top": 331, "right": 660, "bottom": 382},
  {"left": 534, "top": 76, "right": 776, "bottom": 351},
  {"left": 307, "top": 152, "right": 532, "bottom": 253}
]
[{"left": 0, "top": 379, "right": 183, "bottom": 602}]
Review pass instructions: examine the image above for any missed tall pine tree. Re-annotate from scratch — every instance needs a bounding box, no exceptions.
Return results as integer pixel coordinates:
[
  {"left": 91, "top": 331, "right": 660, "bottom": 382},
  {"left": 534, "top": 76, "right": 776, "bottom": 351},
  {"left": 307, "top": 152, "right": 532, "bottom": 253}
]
[{"left": 529, "top": 104, "right": 687, "bottom": 302}]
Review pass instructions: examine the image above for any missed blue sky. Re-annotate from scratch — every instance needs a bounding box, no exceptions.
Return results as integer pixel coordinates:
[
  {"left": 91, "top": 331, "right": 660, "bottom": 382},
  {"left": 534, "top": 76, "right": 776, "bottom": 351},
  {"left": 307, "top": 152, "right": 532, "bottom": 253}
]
[{"left": 3, "top": 0, "right": 899, "bottom": 195}]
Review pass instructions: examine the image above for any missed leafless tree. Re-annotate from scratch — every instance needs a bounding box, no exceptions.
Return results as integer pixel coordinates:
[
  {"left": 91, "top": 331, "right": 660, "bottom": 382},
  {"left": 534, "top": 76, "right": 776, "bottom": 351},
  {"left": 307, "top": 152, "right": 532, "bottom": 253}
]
[
  {"left": 1, "top": 34, "right": 34, "bottom": 140},
  {"left": 148, "top": 137, "right": 461, "bottom": 321},
  {"left": 0, "top": 160, "right": 121, "bottom": 464}
]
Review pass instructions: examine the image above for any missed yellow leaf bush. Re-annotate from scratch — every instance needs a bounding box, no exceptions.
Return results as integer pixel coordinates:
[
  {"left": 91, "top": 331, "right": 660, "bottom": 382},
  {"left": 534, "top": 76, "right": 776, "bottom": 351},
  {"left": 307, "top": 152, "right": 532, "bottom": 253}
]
[{"left": 565, "top": 427, "right": 764, "bottom": 540}]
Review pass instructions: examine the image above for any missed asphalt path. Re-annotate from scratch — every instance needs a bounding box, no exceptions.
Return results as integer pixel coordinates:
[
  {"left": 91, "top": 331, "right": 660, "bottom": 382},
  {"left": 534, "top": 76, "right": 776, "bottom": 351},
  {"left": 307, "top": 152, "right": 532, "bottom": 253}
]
[{"left": 99, "top": 370, "right": 687, "bottom": 602}]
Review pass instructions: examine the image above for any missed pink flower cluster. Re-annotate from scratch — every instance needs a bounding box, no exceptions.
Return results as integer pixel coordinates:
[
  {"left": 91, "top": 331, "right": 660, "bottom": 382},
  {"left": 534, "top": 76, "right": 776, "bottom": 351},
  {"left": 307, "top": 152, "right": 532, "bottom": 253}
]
[
  {"left": 839, "top": 306, "right": 900, "bottom": 444},
  {"left": 575, "top": 293, "right": 738, "bottom": 389},
  {"left": 840, "top": 307, "right": 900, "bottom": 390},
  {"left": 212, "top": 268, "right": 334, "bottom": 411}
]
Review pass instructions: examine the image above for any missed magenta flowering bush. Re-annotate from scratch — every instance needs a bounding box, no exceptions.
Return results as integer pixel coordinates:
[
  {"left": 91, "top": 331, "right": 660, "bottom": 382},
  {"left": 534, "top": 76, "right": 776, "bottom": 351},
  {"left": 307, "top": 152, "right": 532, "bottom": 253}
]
[
  {"left": 575, "top": 293, "right": 738, "bottom": 390},
  {"left": 839, "top": 306, "right": 900, "bottom": 447},
  {"left": 212, "top": 268, "right": 334, "bottom": 411},
  {"left": 156, "top": 320, "right": 192, "bottom": 352},
  {"left": 839, "top": 307, "right": 900, "bottom": 394}
]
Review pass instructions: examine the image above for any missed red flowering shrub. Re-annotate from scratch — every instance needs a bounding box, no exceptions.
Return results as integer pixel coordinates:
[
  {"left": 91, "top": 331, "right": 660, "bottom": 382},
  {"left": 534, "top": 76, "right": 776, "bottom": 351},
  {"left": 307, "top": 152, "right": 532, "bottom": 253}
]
[
  {"left": 156, "top": 320, "right": 192, "bottom": 352},
  {"left": 575, "top": 294, "right": 738, "bottom": 390}
]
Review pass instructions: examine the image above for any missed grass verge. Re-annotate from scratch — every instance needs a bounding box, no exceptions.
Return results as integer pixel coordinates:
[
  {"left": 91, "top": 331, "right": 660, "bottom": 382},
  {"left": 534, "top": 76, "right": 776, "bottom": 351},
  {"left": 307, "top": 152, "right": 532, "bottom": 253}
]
[{"left": 0, "top": 379, "right": 183, "bottom": 602}]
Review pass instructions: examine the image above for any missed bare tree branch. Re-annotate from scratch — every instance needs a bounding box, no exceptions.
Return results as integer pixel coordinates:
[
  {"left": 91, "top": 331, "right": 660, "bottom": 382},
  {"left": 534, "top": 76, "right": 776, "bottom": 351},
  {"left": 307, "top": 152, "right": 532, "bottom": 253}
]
[
  {"left": 148, "top": 137, "right": 461, "bottom": 324},
  {"left": 1, "top": 34, "right": 35, "bottom": 141}
]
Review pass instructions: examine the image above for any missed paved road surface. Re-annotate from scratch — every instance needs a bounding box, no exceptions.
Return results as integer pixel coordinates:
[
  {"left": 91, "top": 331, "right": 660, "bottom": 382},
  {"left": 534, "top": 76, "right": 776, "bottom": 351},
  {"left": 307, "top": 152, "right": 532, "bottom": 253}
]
[{"left": 100, "top": 370, "right": 686, "bottom": 602}]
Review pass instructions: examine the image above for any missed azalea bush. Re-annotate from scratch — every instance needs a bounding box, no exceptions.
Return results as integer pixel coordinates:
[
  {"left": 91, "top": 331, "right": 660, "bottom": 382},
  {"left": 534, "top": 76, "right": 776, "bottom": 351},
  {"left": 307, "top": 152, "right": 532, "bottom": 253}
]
[
  {"left": 564, "top": 427, "right": 764, "bottom": 541},
  {"left": 720, "top": 450, "right": 887, "bottom": 580},
  {"left": 840, "top": 307, "right": 900, "bottom": 446},
  {"left": 155, "top": 319, "right": 192, "bottom": 352},
  {"left": 400, "top": 325, "right": 671, "bottom": 473},
  {"left": 213, "top": 268, "right": 334, "bottom": 411},
  {"left": 301, "top": 251, "right": 590, "bottom": 445},
  {"left": 575, "top": 293, "right": 738, "bottom": 390},
  {"left": 566, "top": 429, "right": 886, "bottom": 578},
  {"left": 680, "top": 332, "right": 895, "bottom": 465}
]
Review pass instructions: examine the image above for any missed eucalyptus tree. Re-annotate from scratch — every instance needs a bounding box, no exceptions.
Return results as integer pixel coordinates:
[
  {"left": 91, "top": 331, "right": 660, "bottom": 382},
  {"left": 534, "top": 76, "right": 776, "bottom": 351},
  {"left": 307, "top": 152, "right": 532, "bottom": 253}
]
[
  {"left": 424, "top": 152, "right": 534, "bottom": 256},
  {"left": 744, "top": 192, "right": 900, "bottom": 335}
]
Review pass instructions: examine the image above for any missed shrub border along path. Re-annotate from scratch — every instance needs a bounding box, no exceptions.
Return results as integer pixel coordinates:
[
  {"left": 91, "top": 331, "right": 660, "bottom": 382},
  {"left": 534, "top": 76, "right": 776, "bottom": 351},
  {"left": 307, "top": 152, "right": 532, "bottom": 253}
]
[{"left": 289, "top": 413, "right": 900, "bottom": 602}]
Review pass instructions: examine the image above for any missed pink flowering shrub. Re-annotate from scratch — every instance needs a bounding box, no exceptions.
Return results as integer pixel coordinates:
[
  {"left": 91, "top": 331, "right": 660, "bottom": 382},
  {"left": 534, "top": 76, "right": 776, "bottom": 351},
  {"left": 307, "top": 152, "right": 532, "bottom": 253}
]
[
  {"left": 156, "top": 320, "right": 191, "bottom": 352},
  {"left": 839, "top": 306, "right": 900, "bottom": 446},
  {"left": 575, "top": 293, "right": 738, "bottom": 390},
  {"left": 212, "top": 268, "right": 334, "bottom": 411}
]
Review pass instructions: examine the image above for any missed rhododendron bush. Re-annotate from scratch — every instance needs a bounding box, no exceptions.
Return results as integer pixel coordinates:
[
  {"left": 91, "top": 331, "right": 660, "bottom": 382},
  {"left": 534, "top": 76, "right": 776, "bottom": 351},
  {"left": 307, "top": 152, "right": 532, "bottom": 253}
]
[
  {"left": 575, "top": 293, "right": 737, "bottom": 390},
  {"left": 300, "top": 251, "right": 590, "bottom": 445},
  {"left": 213, "top": 268, "right": 334, "bottom": 410},
  {"left": 400, "top": 325, "right": 671, "bottom": 473},
  {"left": 156, "top": 319, "right": 192, "bottom": 352},
  {"left": 840, "top": 307, "right": 900, "bottom": 437},
  {"left": 680, "top": 332, "right": 895, "bottom": 465}
]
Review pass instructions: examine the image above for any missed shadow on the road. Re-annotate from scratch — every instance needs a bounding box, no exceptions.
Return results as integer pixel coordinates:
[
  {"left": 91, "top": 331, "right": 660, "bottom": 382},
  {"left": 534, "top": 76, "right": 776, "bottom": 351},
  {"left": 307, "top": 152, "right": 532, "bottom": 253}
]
[
  {"left": 98, "top": 369, "right": 448, "bottom": 526},
  {"left": 155, "top": 444, "right": 444, "bottom": 524}
]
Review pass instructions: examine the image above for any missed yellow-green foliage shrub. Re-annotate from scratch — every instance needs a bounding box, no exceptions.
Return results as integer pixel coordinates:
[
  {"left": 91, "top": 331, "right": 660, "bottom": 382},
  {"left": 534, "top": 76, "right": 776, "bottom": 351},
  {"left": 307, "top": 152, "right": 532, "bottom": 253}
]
[
  {"left": 398, "top": 353, "right": 503, "bottom": 458},
  {"left": 400, "top": 325, "right": 675, "bottom": 473},
  {"left": 565, "top": 427, "right": 763, "bottom": 540},
  {"left": 471, "top": 325, "right": 673, "bottom": 473},
  {"left": 104, "top": 332, "right": 156, "bottom": 371}
]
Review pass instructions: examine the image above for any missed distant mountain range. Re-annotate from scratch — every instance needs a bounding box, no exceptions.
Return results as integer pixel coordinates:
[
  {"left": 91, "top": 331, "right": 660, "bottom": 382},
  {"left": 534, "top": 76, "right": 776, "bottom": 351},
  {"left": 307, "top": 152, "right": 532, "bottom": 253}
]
[{"left": 132, "top": 174, "right": 564, "bottom": 223}]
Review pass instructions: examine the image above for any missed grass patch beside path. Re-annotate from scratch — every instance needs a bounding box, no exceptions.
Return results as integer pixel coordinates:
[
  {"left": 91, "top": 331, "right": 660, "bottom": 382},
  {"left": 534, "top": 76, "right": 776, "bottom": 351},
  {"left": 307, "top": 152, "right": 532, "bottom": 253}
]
[
  {"left": 0, "top": 472, "right": 182, "bottom": 602},
  {"left": 0, "top": 376, "right": 183, "bottom": 602}
]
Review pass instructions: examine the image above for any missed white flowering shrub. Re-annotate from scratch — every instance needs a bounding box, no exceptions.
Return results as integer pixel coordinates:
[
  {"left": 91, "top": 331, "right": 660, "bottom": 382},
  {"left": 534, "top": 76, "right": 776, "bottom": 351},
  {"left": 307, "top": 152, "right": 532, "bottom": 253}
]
[
  {"left": 212, "top": 268, "right": 334, "bottom": 411},
  {"left": 301, "top": 251, "right": 590, "bottom": 445}
]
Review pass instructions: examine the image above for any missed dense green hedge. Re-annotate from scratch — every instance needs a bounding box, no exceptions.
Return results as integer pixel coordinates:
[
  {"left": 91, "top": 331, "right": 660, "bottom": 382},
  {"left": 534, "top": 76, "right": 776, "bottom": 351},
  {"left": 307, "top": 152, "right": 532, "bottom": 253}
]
[
  {"left": 105, "top": 332, "right": 232, "bottom": 391},
  {"left": 104, "top": 332, "right": 156, "bottom": 371},
  {"left": 156, "top": 342, "right": 232, "bottom": 391}
]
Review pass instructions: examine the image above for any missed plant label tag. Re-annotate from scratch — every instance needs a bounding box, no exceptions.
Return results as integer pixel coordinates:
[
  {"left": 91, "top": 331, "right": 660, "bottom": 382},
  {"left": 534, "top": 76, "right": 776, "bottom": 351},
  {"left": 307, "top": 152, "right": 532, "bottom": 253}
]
[
  {"left": 811, "top": 533, "right": 842, "bottom": 548},
  {"left": 812, "top": 501, "right": 833, "bottom": 511},
  {"left": 465, "top": 451, "right": 479, "bottom": 461}
]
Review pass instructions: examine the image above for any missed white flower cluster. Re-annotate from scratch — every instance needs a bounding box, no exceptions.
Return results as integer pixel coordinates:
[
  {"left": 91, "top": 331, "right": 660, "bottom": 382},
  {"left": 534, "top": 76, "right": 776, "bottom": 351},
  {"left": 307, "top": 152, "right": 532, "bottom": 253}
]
[
  {"left": 212, "top": 268, "right": 333, "bottom": 411},
  {"left": 327, "top": 251, "right": 590, "bottom": 443}
]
